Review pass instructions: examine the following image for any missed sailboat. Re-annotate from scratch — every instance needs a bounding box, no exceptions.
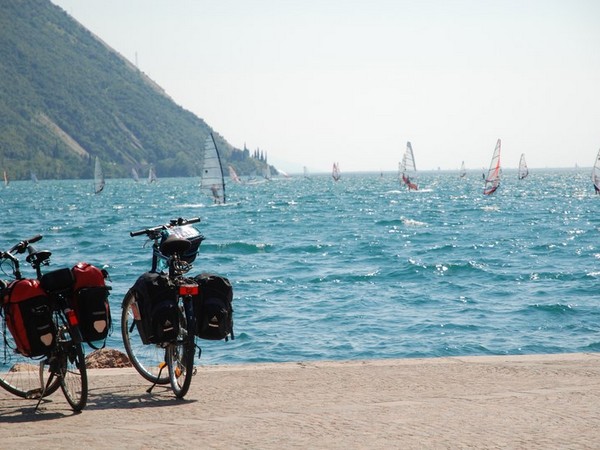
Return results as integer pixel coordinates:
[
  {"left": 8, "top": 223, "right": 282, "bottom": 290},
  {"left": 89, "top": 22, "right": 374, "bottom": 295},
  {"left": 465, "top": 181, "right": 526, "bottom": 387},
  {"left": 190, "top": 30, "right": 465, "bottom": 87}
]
[
  {"left": 518, "top": 154, "right": 529, "bottom": 180},
  {"left": 303, "top": 166, "right": 310, "bottom": 179},
  {"left": 592, "top": 148, "right": 600, "bottom": 194},
  {"left": 400, "top": 141, "right": 418, "bottom": 190},
  {"left": 483, "top": 139, "right": 501, "bottom": 195},
  {"left": 94, "top": 156, "right": 105, "bottom": 194},
  {"left": 228, "top": 165, "right": 242, "bottom": 184},
  {"left": 201, "top": 133, "right": 226, "bottom": 204},
  {"left": 131, "top": 167, "right": 139, "bottom": 182},
  {"left": 332, "top": 163, "right": 341, "bottom": 181},
  {"left": 459, "top": 161, "right": 466, "bottom": 178},
  {"left": 148, "top": 166, "right": 157, "bottom": 183}
]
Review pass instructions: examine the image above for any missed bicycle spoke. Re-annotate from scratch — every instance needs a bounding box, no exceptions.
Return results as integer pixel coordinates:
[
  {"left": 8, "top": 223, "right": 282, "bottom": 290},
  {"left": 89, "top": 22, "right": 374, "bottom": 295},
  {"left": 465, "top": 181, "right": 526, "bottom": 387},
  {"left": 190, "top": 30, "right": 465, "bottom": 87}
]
[
  {"left": 121, "top": 293, "right": 169, "bottom": 385},
  {"left": 59, "top": 340, "right": 88, "bottom": 411},
  {"left": 0, "top": 323, "right": 59, "bottom": 399}
]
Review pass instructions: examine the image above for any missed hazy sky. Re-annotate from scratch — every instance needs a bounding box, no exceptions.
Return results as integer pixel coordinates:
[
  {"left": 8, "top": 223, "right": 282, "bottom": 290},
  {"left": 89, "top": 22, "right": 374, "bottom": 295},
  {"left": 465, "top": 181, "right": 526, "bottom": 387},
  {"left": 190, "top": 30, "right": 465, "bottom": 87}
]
[{"left": 51, "top": 0, "right": 600, "bottom": 173}]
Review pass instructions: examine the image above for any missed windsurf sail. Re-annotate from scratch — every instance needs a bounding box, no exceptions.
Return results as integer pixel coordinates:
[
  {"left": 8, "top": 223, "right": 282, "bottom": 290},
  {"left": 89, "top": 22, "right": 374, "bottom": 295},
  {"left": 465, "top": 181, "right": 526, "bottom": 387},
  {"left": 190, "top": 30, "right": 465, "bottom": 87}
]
[
  {"left": 228, "top": 165, "right": 242, "bottom": 184},
  {"left": 3, "top": 170, "right": 8, "bottom": 186},
  {"left": 332, "top": 162, "right": 341, "bottom": 181},
  {"left": 303, "top": 166, "right": 310, "bottom": 179},
  {"left": 460, "top": 161, "right": 466, "bottom": 178},
  {"left": 263, "top": 165, "right": 272, "bottom": 181},
  {"left": 592, "top": 148, "right": 600, "bottom": 194},
  {"left": 400, "top": 141, "right": 418, "bottom": 190},
  {"left": 131, "top": 167, "right": 139, "bottom": 182},
  {"left": 94, "top": 156, "right": 105, "bottom": 194},
  {"left": 201, "top": 133, "right": 226, "bottom": 204},
  {"left": 483, "top": 139, "right": 501, "bottom": 195},
  {"left": 148, "top": 166, "right": 157, "bottom": 183},
  {"left": 31, "top": 171, "right": 38, "bottom": 183},
  {"left": 518, "top": 154, "right": 528, "bottom": 180}
]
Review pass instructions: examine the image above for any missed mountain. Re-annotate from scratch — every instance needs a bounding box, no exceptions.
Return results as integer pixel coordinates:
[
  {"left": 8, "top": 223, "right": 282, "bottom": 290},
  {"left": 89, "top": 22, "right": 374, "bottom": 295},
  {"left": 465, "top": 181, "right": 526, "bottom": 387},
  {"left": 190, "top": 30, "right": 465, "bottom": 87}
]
[{"left": 0, "top": 0, "right": 273, "bottom": 180}]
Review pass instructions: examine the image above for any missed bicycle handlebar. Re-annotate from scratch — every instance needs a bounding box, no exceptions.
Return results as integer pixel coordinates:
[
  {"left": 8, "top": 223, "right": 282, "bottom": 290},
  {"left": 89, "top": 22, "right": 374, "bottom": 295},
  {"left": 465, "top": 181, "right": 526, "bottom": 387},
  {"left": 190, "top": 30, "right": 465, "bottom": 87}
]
[
  {"left": 130, "top": 217, "right": 201, "bottom": 238},
  {"left": 8, "top": 234, "right": 43, "bottom": 254},
  {"left": 1, "top": 235, "right": 43, "bottom": 279}
]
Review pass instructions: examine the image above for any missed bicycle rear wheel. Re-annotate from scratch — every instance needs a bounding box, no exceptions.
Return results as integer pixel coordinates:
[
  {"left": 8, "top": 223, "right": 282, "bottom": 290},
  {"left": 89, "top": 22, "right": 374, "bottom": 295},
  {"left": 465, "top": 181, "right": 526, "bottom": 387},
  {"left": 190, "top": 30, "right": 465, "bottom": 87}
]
[
  {"left": 166, "top": 304, "right": 195, "bottom": 398},
  {"left": 121, "top": 291, "right": 169, "bottom": 384},
  {"left": 58, "top": 336, "right": 88, "bottom": 412},
  {"left": 0, "top": 319, "right": 60, "bottom": 398}
]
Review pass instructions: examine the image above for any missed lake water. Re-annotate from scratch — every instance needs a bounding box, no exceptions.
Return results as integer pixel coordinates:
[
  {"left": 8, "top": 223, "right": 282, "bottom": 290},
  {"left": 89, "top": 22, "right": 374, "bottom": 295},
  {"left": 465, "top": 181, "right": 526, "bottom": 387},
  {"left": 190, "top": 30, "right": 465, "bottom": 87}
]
[{"left": 2, "top": 169, "right": 600, "bottom": 365}]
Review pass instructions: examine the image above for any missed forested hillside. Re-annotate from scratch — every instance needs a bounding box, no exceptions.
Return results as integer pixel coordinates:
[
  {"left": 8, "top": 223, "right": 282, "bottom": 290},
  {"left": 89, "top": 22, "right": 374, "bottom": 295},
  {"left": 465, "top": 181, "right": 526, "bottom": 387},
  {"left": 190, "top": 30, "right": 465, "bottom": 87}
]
[{"left": 0, "top": 0, "right": 273, "bottom": 180}]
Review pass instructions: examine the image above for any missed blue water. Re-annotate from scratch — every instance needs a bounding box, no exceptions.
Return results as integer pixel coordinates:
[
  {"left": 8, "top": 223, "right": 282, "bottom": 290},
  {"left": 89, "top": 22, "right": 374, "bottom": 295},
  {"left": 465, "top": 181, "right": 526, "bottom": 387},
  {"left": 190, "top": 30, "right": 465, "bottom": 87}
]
[{"left": 2, "top": 169, "right": 600, "bottom": 365}]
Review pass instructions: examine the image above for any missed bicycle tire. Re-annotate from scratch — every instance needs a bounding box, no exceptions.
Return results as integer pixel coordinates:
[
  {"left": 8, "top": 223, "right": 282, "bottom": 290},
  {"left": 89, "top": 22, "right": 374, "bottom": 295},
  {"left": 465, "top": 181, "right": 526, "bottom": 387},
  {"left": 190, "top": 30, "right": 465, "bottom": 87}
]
[
  {"left": 59, "top": 337, "right": 88, "bottom": 412},
  {"left": 166, "top": 302, "right": 195, "bottom": 398},
  {"left": 121, "top": 291, "right": 169, "bottom": 385},
  {"left": 0, "top": 320, "right": 60, "bottom": 399}
]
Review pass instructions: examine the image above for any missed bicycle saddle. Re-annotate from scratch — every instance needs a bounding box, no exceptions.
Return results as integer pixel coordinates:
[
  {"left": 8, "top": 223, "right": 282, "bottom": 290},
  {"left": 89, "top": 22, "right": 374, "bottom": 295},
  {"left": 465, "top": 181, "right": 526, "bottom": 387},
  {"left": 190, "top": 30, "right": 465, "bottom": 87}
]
[
  {"left": 26, "top": 249, "right": 52, "bottom": 265},
  {"left": 160, "top": 235, "right": 191, "bottom": 257}
]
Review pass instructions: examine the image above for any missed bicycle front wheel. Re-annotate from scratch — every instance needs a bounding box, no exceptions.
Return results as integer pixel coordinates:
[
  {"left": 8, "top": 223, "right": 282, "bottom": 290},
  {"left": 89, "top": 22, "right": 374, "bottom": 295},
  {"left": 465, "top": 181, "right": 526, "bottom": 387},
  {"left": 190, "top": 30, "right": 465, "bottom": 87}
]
[
  {"left": 121, "top": 291, "right": 169, "bottom": 384},
  {"left": 58, "top": 338, "right": 88, "bottom": 412},
  {"left": 0, "top": 319, "right": 60, "bottom": 399},
  {"left": 166, "top": 303, "right": 195, "bottom": 398}
]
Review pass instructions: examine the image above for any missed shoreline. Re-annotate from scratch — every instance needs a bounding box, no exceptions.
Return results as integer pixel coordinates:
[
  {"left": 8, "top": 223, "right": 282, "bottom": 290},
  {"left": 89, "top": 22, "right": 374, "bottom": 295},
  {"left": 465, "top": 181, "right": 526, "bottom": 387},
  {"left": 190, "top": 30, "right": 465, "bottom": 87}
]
[{"left": 2, "top": 352, "right": 600, "bottom": 448}]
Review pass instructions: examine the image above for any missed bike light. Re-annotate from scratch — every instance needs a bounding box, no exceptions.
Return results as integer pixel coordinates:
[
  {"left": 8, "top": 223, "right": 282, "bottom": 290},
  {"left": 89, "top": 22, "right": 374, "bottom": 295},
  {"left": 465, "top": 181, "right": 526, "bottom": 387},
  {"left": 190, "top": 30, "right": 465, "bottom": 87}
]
[
  {"left": 179, "top": 285, "right": 198, "bottom": 295},
  {"left": 65, "top": 308, "right": 79, "bottom": 327}
]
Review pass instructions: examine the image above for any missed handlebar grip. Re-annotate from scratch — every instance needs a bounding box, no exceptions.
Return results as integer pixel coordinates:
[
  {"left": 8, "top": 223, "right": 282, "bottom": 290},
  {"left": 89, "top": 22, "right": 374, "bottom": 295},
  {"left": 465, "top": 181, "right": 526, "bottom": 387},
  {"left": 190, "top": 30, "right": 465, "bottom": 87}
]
[{"left": 28, "top": 235, "right": 43, "bottom": 244}]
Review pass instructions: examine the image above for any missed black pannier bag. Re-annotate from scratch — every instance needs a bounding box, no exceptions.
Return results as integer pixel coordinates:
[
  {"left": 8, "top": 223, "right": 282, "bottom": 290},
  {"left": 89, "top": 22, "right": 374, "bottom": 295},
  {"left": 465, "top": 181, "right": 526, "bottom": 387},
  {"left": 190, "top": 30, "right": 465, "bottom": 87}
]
[
  {"left": 71, "top": 263, "right": 112, "bottom": 347},
  {"left": 193, "top": 273, "right": 234, "bottom": 341},
  {"left": 130, "top": 272, "right": 179, "bottom": 344}
]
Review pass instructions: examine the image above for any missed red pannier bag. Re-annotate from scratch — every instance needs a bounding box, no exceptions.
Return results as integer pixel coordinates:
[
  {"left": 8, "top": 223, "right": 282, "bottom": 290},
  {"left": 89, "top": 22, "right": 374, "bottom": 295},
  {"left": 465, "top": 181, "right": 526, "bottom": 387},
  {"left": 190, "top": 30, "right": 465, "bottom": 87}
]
[
  {"left": 2, "top": 279, "right": 56, "bottom": 357},
  {"left": 71, "top": 262, "right": 111, "bottom": 347}
]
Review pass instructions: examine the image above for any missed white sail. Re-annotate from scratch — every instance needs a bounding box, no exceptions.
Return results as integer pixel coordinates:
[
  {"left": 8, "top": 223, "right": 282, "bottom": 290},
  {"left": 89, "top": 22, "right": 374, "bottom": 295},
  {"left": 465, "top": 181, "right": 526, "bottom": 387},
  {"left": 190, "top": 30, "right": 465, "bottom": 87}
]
[
  {"left": 31, "top": 171, "right": 38, "bottom": 183},
  {"left": 518, "top": 154, "right": 528, "bottom": 180},
  {"left": 460, "top": 161, "right": 466, "bottom": 178},
  {"left": 228, "top": 165, "right": 241, "bottom": 184},
  {"left": 263, "top": 165, "right": 272, "bottom": 181},
  {"left": 131, "top": 167, "right": 139, "bottom": 182},
  {"left": 483, "top": 139, "right": 501, "bottom": 195},
  {"left": 148, "top": 166, "right": 157, "bottom": 183},
  {"left": 201, "top": 133, "right": 226, "bottom": 204},
  {"left": 303, "top": 166, "right": 310, "bottom": 179},
  {"left": 592, "top": 148, "right": 600, "bottom": 194},
  {"left": 332, "top": 162, "right": 341, "bottom": 181},
  {"left": 94, "top": 156, "right": 105, "bottom": 194},
  {"left": 400, "top": 141, "right": 418, "bottom": 190}
]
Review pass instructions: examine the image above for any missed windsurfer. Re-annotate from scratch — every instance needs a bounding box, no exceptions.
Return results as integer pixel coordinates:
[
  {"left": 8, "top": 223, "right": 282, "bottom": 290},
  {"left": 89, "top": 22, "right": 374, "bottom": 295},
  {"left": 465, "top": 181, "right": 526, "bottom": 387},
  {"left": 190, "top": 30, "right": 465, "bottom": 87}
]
[
  {"left": 594, "top": 175, "right": 600, "bottom": 194},
  {"left": 403, "top": 174, "right": 417, "bottom": 191},
  {"left": 210, "top": 185, "right": 221, "bottom": 203}
]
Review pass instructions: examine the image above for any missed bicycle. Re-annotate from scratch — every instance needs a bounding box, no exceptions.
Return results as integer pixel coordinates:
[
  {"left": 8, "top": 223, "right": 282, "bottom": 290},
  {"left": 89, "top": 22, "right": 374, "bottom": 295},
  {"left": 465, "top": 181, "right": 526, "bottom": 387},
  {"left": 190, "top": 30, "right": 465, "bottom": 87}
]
[
  {"left": 121, "top": 217, "right": 203, "bottom": 398},
  {"left": 0, "top": 235, "right": 88, "bottom": 411}
]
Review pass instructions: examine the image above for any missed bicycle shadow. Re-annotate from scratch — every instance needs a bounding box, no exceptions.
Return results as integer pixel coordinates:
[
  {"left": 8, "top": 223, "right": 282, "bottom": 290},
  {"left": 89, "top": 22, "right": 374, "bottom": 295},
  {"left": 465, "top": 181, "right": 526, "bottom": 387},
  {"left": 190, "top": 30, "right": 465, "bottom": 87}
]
[
  {"left": 0, "top": 381, "right": 198, "bottom": 422},
  {"left": 85, "top": 381, "right": 198, "bottom": 411}
]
